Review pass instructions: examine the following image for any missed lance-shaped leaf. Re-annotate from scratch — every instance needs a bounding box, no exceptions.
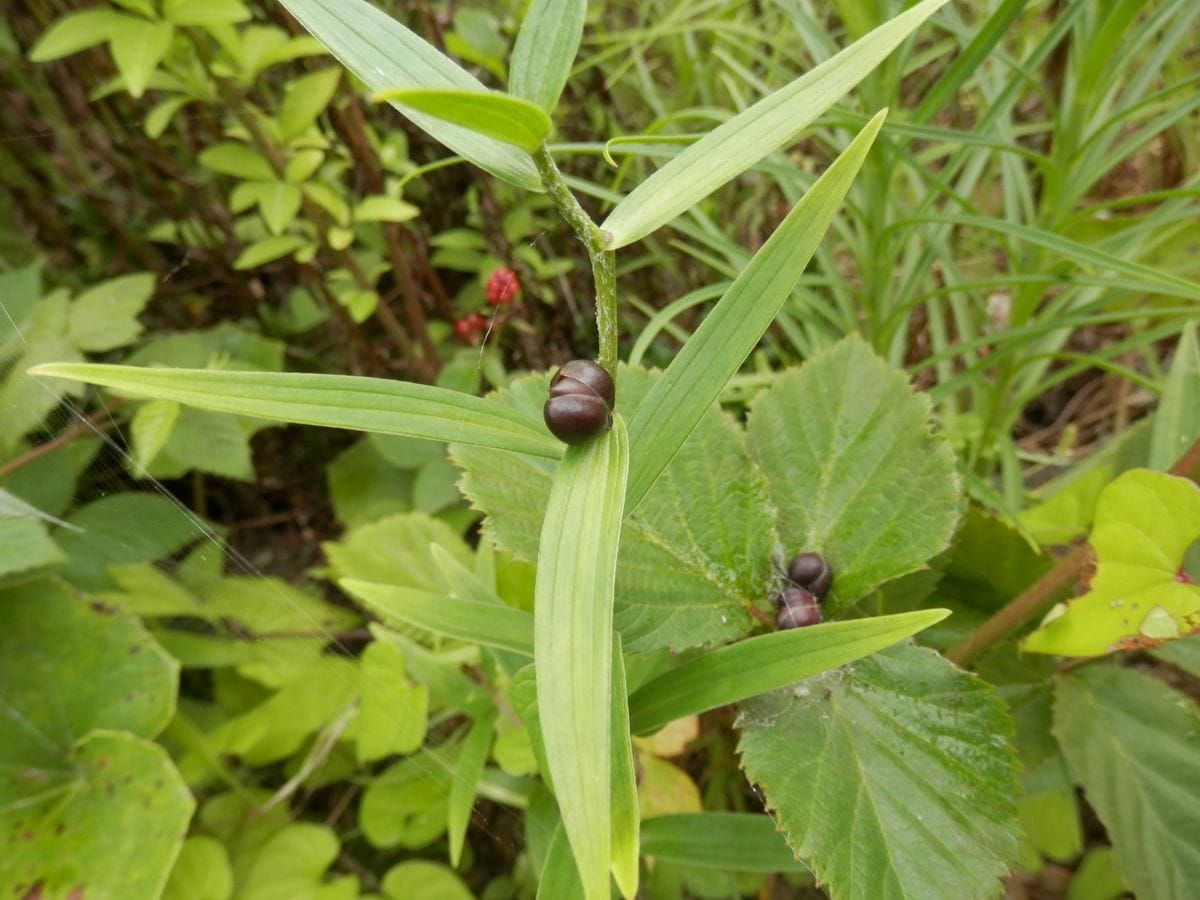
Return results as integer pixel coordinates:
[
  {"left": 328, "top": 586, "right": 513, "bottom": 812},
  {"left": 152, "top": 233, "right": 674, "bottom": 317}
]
[
  {"left": 639, "top": 813, "right": 806, "bottom": 873},
  {"left": 342, "top": 579, "right": 534, "bottom": 656},
  {"left": 535, "top": 417, "right": 629, "bottom": 900},
  {"left": 628, "top": 609, "right": 948, "bottom": 735},
  {"left": 509, "top": 0, "right": 586, "bottom": 112},
  {"left": 447, "top": 709, "right": 498, "bottom": 867},
  {"left": 30, "top": 364, "right": 561, "bottom": 459},
  {"left": 746, "top": 337, "right": 961, "bottom": 611},
  {"left": 624, "top": 111, "right": 886, "bottom": 512},
  {"left": 610, "top": 636, "right": 639, "bottom": 898},
  {"left": 599, "top": 0, "right": 948, "bottom": 248},
  {"left": 1148, "top": 322, "right": 1199, "bottom": 470},
  {"left": 277, "top": 0, "right": 542, "bottom": 191},
  {"left": 1054, "top": 665, "right": 1200, "bottom": 899},
  {"left": 737, "top": 642, "right": 1021, "bottom": 900},
  {"left": 1023, "top": 470, "right": 1200, "bottom": 656},
  {"left": 373, "top": 88, "right": 552, "bottom": 152}
]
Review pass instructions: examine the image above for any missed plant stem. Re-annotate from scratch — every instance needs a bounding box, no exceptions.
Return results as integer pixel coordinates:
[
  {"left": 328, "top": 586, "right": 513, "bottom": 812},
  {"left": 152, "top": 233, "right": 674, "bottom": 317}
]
[
  {"left": 533, "top": 146, "right": 618, "bottom": 371},
  {"left": 946, "top": 434, "right": 1200, "bottom": 668}
]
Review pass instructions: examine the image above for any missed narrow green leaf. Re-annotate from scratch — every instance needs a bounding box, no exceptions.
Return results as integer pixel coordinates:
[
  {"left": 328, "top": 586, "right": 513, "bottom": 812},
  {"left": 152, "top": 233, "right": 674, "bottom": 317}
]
[
  {"left": 599, "top": 0, "right": 948, "bottom": 247},
  {"left": 1149, "top": 323, "right": 1199, "bottom": 470},
  {"left": 277, "top": 0, "right": 541, "bottom": 191},
  {"left": 610, "top": 636, "right": 639, "bottom": 898},
  {"left": 536, "top": 417, "right": 630, "bottom": 900},
  {"left": 353, "top": 195, "right": 420, "bottom": 224},
  {"left": 199, "top": 143, "right": 275, "bottom": 180},
  {"left": 278, "top": 67, "right": 342, "bottom": 140},
  {"left": 447, "top": 709, "right": 497, "bottom": 867},
  {"left": 342, "top": 579, "right": 534, "bottom": 655},
  {"left": 28, "top": 9, "right": 123, "bottom": 61},
  {"left": 509, "top": 0, "right": 586, "bottom": 112},
  {"left": 130, "top": 399, "right": 181, "bottom": 470},
  {"left": 28, "top": 364, "right": 562, "bottom": 459},
  {"left": 537, "top": 823, "right": 586, "bottom": 900},
  {"left": 161, "top": 0, "right": 250, "bottom": 26},
  {"left": 639, "top": 813, "right": 807, "bottom": 873},
  {"left": 624, "top": 112, "right": 886, "bottom": 511},
  {"left": 628, "top": 610, "right": 947, "bottom": 735},
  {"left": 373, "top": 87, "right": 552, "bottom": 153},
  {"left": 1054, "top": 666, "right": 1200, "bottom": 899}
]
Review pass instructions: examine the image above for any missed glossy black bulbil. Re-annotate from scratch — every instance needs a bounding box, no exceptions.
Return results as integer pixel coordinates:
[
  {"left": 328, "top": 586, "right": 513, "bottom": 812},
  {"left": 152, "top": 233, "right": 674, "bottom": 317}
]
[
  {"left": 776, "top": 587, "right": 822, "bottom": 630},
  {"left": 787, "top": 551, "right": 832, "bottom": 598},
  {"left": 543, "top": 360, "right": 615, "bottom": 445}
]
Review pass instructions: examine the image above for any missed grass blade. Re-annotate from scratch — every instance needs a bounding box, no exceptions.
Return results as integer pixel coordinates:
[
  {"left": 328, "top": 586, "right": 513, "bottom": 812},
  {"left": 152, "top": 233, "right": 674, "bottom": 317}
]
[
  {"left": 509, "top": 0, "right": 587, "bottom": 113},
  {"left": 1149, "top": 323, "right": 1200, "bottom": 470},
  {"left": 447, "top": 709, "right": 497, "bottom": 866},
  {"left": 627, "top": 610, "right": 949, "bottom": 735},
  {"left": 535, "top": 416, "right": 630, "bottom": 900},
  {"left": 277, "top": 0, "right": 541, "bottom": 190},
  {"left": 598, "top": 0, "right": 948, "bottom": 248},
  {"left": 29, "top": 364, "right": 561, "bottom": 459},
  {"left": 342, "top": 580, "right": 534, "bottom": 656},
  {"left": 624, "top": 112, "right": 886, "bottom": 511},
  {"left": 372, "top": 88, "right": 552, "bottom": 152}
]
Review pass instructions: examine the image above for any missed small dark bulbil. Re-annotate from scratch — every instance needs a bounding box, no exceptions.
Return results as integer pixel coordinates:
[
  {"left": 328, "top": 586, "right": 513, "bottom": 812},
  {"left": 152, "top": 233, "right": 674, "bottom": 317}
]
[
  {"left": 544, "top": 360, "right": 615, "bottom": 445},
  {"left": 776, "top": 587, "right": 822, "bottom": 630},
  {"left": 787, "top": 551, "right": 832, "bottom": 598}
]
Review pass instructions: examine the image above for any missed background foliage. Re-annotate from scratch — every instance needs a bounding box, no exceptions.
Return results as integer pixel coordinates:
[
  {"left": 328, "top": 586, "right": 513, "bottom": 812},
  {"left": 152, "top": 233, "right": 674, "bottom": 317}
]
[{"left": 1, "top": 0, "right": 1198, "bottom": 898}]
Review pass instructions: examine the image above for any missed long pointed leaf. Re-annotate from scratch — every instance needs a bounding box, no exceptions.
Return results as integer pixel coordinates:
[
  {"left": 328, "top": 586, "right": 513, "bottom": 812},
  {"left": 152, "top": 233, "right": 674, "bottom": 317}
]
[
  {"left": 624, "top": 112, "right": 886, "bottom": 511},
  {"left": 29, "top": 364, "right": 561, "bottom": 459},
  {"left": 277, "top": 0, "right": 541, "bottom": 191},
  {"left": 536, "top": 417, "right": 629, "bottom": 900},
  {"left": 343, "top": 580, "right": 534, "bottom": 656},
  {"left": 599, "top": 0, "right": 948, "bottom": 247},
  {"left": 509, "top": 0, "right": 586, "bottom": 113},
  {"left": 373, "top": 88, "right": 552, "bottom": 152},
  {"left": 609, "top": 636, "right": 639, "bottom": 898},
  {"left": 628, "top": 610, "right": 949, "bottom": 735},
  {"left": 447, "top": 709, "right": 497, "bottom": 867}
]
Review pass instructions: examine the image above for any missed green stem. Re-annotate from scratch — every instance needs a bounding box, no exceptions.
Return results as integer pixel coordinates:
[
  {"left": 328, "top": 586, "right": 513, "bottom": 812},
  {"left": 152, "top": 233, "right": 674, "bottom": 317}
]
[{"left": 534, "top": 146, "right": 618, "bottom": 371}]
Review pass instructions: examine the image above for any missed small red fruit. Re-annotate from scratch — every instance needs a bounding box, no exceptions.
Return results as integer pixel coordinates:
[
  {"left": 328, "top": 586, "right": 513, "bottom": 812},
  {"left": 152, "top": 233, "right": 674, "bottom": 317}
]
[
  {"left": 485, "top": 267, "right": 520, "bottom": 305},
  {"left": 453, "top": 313, "right": 487, "bottom": 341}
]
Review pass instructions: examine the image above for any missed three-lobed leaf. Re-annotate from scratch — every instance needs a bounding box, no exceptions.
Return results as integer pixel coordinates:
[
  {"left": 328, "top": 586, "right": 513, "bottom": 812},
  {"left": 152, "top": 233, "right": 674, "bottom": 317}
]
[
  {"left": 746, "top": 336, "right": 961, "bottom": 610},
  {"left": 1023, "top": 469, "right": 1200, "bottom": 656}
]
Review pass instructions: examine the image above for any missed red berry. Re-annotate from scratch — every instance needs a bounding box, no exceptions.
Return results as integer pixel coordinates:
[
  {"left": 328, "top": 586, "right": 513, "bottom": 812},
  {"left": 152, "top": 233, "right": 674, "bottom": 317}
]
[
  {"left": 453, "top": 313, "right": 486, "bottom": 341},
  {"left": 485, "top": 267, "right": 520, "bottom": 305}
]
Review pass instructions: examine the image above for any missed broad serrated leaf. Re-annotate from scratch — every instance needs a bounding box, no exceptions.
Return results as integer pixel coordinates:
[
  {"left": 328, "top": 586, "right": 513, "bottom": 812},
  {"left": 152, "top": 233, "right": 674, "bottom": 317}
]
[
  {"left": 599, "top": 0, "right": 948, "bottom": 247},
  {"left": 509, "top": 0, "right": 586, "bottom": 112},
  {"left": 624, "top": 113, "right": 886, "bottom": 510},
  {"left": 737, "top": 642, "right": 1020, "bottom": 900},
  {"left": 1054, "top": 665, "right": 1200, "bottom": 900},
  {"left": 324, "top": 511, "right": 474, "bottom": 591},
  {"left": 277, "top": 0, "right": 542, "bottom": 191},
  {"left": 1023, "top": 470, "right": 1200, "bottom": 656},
  {"left": 452, "top": 367, "right": 777, "bottom": 652},
  {"left": 30, "top": 363, "right": 562, "bottom": 459},
  {"left": 746, "top": 337, "right": 960, "bottom": 610},
  {"left": 628, "top": 610, "right": 949, "bottom": 735},
  {"left": 535, "top": 418, "right": 629, "bottom": 900},
  {"left": 373, "top": 87, "right": 552, "bottom": 152}
]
